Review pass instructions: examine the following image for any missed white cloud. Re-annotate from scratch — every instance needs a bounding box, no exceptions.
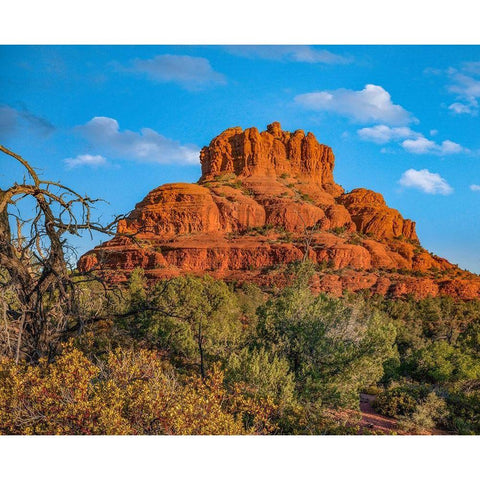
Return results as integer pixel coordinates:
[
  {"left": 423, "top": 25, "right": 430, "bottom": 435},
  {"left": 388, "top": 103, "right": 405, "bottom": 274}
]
[
  {"left": 294, "top": 84, "right": 413, "bottom": 125},
  {"left": 357, "top": 125, "right": 420, "bottom": 144},
  {"left": 76, "top": 117, "right": 199, "bottom": 165},
  {"left": 401, "top": 137, "right": 465, "bottom": 155},
  {"left": 470, "top": 184, "right": 480, "bottom": 191},
  {"left": 120, "top": 54, "right": 226, "bottom": 90},
  {"left": 448, "top": 101, "right": 477, "bottom": 115},
  {"left": 0, "top": 104, "right": 54, "bottom": 139},
  {"left": 226, "top": 45, "right": 351, "bottom": 64},
  {"left": 401, "top": 137, "right": 437, "bottom": 154},
  {"left": 64, "top": 154, "right": 107, "bottom": 169},
  {"left": 399, "top": 169, "right": 453, "bottom": 195},
  {"left": 358, "top": 124, "right": 466, "bottom": 155},
  {"left": 440, "top": 140, "right": 465, "bottom": 154}
]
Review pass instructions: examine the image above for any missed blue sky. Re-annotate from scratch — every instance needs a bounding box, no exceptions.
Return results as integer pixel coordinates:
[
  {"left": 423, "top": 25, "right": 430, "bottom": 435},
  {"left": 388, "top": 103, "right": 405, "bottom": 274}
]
[{"left": 1, "top": 45, "right": 480, "bottom": 273}]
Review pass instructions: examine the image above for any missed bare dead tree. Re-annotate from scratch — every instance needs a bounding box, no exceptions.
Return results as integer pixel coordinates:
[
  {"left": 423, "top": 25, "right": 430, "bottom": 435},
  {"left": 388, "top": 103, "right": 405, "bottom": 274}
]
[{"left": 0, "top": 145, "right": 125, "bottom": 363}]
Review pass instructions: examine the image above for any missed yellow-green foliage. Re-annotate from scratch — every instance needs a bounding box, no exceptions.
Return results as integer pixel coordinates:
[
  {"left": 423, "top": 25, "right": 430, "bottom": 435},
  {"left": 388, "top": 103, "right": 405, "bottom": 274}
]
[{"left": 0, "top": 342, "right": 278, "bottom": 435}]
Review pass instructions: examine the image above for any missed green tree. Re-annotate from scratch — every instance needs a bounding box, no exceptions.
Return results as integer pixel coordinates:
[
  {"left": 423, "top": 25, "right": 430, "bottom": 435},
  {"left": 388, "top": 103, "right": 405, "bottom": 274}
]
[
  {"left": 257, "top": 265, "right": 396, "bottom": 406},
  {"left": 144, "top": 275, "right": 242, "bottom": 378},
  {"left": 409, "top": 340, "right": 480, "bottom": 383}
]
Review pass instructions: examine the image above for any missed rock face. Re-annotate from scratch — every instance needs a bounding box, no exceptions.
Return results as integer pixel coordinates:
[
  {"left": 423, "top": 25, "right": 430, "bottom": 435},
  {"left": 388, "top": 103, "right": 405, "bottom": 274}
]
[
  {"left": 200, "top": 122, "right": 342, "bottom": 196},
  {"left": 78, "top": 122, "right": 480, "bottom": 300}
]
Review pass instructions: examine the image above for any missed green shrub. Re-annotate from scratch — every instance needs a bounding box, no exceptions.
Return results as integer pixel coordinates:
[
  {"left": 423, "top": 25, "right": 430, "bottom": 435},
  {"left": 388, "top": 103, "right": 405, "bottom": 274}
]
[
  {"left": 348, "top": 234, "right": 363, "bottom": 246},
  {"left": 398, "top": 392, "right": 448, "bottom": 433},
  {"left": 331, "top": 226, "right": 347, "bottom": 235},
  {"left": 225, "top": 347, "right": 295, "bottom": 405},
  {"left": 374, "top": 389, "right": 417, "bottom": 418},
  {"left": 363, "top": 385, "right": 384, "bottom": 395},
  {"left": 445, "top": 388, "right": 480, "bottom": 434},
  {"left": 299, "top": 192, "right": 314, "bottom": 203},
  {"left": 373, "top": 383, "right": 430, "bottom": 418},
  {"left": 409, "top": 341, "right": 480, "bottom": 383}
]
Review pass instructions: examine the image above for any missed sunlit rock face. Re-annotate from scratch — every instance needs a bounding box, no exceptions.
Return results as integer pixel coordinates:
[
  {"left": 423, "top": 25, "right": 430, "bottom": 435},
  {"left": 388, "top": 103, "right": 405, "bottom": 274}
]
[{"left": 78, "top": 123, "right": 480, "bottom": 300}]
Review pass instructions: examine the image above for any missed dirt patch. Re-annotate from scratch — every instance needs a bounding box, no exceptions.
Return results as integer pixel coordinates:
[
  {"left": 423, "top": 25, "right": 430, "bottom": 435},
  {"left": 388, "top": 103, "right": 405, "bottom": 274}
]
[
  {"left": 359, "top": 393, "right": 401, "bottom": 434},
  {"left": 358, "top": 393, "right": 449, "bottom": 435}
]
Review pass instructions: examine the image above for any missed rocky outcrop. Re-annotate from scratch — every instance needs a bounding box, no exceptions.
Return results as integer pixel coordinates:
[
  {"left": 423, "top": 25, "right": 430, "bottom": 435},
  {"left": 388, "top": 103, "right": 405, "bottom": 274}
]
[
  {"left": 338, "top": 188, "right": 418, "bottom": 241},
  {"left": 200, "top": 122, "right": 343, "bottom": 196},
  {"left": 78, "top": 123, "right": 480, "bottom": 300}
]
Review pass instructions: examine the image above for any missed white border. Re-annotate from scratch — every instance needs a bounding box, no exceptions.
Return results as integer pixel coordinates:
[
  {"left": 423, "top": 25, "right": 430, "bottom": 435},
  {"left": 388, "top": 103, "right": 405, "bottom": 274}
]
[
  {"left": 1, "top": 2, "right": 479, "bottom": 478},
  {"left": 1, "top": 0, "right": 480, "bottom": 44},
  {"left": 0, "top": 435, "right": 478, "bottom": 479}
]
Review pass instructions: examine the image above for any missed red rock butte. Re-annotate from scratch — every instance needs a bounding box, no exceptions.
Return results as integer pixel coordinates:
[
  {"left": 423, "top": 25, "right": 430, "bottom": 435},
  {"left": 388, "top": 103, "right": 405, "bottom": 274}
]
[{"left": 78, "top": 122, "right": 480, "bottom": 299}]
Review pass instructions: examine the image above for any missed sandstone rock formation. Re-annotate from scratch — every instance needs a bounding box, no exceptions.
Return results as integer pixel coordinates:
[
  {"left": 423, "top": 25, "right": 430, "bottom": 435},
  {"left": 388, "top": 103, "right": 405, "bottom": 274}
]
[{"left": 78, "top": 122, "right": 480, "bottom": 300}]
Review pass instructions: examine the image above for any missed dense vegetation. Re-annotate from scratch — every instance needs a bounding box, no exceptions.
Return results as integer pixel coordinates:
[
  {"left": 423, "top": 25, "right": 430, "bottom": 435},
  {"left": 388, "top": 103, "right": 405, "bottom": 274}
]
[
  {"left": 1, "top": 262, "right": 480, "bottom": 434},
  {"left": 372, "top": 294, "right": 480, "bottom": 433}
]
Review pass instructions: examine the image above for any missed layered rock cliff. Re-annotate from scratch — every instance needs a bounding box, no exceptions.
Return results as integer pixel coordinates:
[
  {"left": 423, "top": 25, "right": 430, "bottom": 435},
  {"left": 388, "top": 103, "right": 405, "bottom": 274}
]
[{"left": 78, "top": 122, "right": 480, "bottom": 300}]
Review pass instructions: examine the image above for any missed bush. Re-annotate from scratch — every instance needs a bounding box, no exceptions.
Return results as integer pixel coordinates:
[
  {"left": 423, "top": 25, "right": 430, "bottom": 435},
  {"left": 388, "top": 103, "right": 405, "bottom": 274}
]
[
  {"left": 374, "top": 383, "right": 430, "bottom": 418},
  {"left": 363, "top": 385, "right": 384, "bottom": 395},
  {"left": 0, "top": 344, "right": 239, "bottom": 434},
  {"left": 0, "top": 343, "right": 289, "bottom": 435},
  {"left": 374, "top": 387, "right": 418, "bottom": 418},
  {"left": 331, "top": 226, "right": 347, "bottom": 235},
  {"left": 409, "top": 341, "right": 480, "bottom": 383},
  {"left": 225, "top": 347, "right": 295, "bottom": 406},
  {"left": 398, "top": 392, "right": 448, "bottom": 433},
  {"left": 445, "top": 388, "right": 480, "bottom": 434}
]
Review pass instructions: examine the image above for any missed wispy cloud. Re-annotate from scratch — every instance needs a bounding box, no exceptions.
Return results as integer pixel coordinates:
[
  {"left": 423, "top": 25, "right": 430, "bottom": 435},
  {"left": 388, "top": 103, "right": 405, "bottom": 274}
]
[
  {"left": 399, "top": 168, "right": 453, "bottom": 195},
  {"left": 226, "top": 45, "right": 352, "bottom": 65},
  {"left": 0, "top": 104, "right": 55, "bottom": 140},
  {"left": 76, "top": 116, "right": 199, "bottom": 165},
  {"left": 115, "top": 54, "right": 226, "bottom": 90},
  {"left": 294, "top": 84, "right": 413, "bottom": 125},
  {"left": 448, "top": 72, "right": 480, "bottom": 98},
  {"left": 357, "top": 125, "right": 420, "bottom": 144},
  {"left": 64, "top": 154, "right": 107, "bottom": 169},
  {"left": 470, "top": 184, "right": 480, "bottom": 191},
  {"left": 447, "top": 71, "right": 480, "bottom": 115},
  {"left": 428, "top": 63, "right": 480, "bottom": 116},
  {"left": 358, "top": 124, "right": 467, "bottom": 155},
  {"left": 448, "top": 102, "right": 476, "bottom": 115}
]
